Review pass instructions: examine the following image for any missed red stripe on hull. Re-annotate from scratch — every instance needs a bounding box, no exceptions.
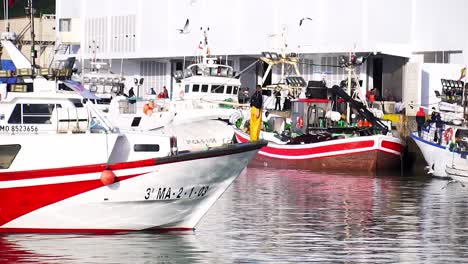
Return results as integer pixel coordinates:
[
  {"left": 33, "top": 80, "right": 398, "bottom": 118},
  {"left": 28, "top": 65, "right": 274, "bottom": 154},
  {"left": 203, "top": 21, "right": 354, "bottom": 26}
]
[
  {"left": 0, "top": 227, "right": 194, "bottom": 234},
  {"left": 249, "top": 149, "right": 401, "bottom": 174},
  {"left": 381, "top": 140, "right": 404, "bottom": 153},
  {"left": 0, "top": 175, "right": 139, "bottom": 227},
  {"left": 235, "top": 131, "right": 376, "bottom": 156},
  {"left": 260, "top": 140, "right": 374, "bottom": 156},
  {"left": 0, "top": 159, "right": 156, "bottom": 181}
]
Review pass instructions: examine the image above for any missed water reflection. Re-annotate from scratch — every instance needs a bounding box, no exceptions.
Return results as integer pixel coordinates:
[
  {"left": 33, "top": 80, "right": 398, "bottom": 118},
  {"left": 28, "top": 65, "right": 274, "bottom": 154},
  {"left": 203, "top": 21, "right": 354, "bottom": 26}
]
[
  {"left": 2, "top": 169, "right": 468, "bottom": 263},
  {"left": 0, "top": 233, "right": 202, "bottom": 263}
]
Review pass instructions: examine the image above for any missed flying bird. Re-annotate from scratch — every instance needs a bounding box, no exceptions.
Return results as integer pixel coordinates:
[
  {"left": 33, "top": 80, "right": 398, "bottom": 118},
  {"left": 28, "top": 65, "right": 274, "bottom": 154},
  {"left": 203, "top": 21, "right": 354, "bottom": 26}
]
[
  {"left": 299, "top": 17, "right": 313, "bottom": 26},
  {"left": 177, "top": 18, "right": 190, "bottom": 34}
]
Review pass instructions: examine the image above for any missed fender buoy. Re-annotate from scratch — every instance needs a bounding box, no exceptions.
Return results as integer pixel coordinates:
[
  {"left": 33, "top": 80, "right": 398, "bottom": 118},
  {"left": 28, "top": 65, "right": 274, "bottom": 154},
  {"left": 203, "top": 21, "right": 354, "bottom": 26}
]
[
  {"left": 179, "top": 90, "right": 185, "bottom": 99},
  {"left": 143, "top": 103, "right": 154, "bottom": 116},
  {"left": 444, "top": 127, "right": 454, "bottom": 143},
  {"left": 296, "top": 116, "right": 304, "bottom": 129},
  {"left": 100, "top": 169, "right": 116, "bottom": 186}
]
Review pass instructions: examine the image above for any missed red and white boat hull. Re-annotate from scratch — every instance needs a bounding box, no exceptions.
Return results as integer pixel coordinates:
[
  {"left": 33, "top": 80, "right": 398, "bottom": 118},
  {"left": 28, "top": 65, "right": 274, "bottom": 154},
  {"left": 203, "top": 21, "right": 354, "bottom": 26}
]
[
  {"left": 0, "top": 142, "right": 264, "bottom": 233},
  {"left": 234, "top": 129, "right": 404, "bottom": 173}
]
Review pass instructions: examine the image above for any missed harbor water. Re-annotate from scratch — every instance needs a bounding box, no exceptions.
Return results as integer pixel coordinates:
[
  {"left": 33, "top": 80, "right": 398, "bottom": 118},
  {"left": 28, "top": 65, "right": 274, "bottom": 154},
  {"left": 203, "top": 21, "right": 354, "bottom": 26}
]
[{"left": 2, "top": 167, "right": 468, "bottom": 263}]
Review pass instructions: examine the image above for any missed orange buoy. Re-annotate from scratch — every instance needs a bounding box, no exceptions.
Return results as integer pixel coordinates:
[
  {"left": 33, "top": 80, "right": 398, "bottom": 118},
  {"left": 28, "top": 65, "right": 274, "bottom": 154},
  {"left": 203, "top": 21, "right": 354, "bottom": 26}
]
[
  {"left": 100, "top": 169, "right": 116, "bottom": 186},
  {"left": 148, "top": 100, "right": 155, "bottom": 109}
]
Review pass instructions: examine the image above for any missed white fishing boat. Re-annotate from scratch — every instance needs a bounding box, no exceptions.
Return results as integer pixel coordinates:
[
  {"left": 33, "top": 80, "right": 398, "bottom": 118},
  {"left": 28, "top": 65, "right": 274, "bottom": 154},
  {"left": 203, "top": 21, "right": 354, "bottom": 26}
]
[
  {"left": 52, "top": 29, "right": 245, "bottom": 150},
  {"left": 0, "top": 32, "right": 265, "bottom": 233},
  {"left": 0, "top": 80, "right": 265, "bottom": 233},
  {"left": 411, "top": 77, "right": 468, "bottom": 178}
]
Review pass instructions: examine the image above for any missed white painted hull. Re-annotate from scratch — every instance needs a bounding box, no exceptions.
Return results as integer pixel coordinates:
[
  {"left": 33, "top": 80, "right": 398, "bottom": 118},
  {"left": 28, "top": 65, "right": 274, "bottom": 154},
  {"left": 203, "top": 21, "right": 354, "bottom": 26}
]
[
  {"left": 108, "top": 111, "right": 176, "bottom": 131},
  {"left": 411, "top": 132, "right": 467, "bottom": 178},
  {"left": 155, "top": 120, "right": 234, "bottom": 151},
  {"left": 170, "top": 103, "right": 236, "bottom": 125},
  {"left": 0, "top": 141, "right": 264, "bottom": 233},
  {"left": 446, "top": 166, "right": 468, "bottom": 182}
]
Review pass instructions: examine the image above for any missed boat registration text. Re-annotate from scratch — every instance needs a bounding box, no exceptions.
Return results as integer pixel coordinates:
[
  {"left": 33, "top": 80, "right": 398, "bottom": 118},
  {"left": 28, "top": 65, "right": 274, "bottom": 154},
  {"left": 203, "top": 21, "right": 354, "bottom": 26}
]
[
  {"left": 0, "top": 125, "right": 38, "bottom": 133},
  {"left": 144, "top": 185, "right": 210, "bottom": 200}
]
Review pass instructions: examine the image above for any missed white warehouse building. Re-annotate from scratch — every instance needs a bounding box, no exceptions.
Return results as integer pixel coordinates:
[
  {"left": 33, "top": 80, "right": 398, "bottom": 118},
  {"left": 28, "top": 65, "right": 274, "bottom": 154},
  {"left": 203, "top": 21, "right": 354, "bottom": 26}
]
[{"left": 55, "top": 0, "right": 468, "bottom": 115}]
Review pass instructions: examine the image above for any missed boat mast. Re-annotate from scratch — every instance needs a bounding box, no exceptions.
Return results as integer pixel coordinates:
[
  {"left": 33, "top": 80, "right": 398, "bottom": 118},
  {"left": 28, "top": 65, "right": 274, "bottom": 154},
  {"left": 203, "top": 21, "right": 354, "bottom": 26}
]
[
  {"left": 25, "top": 0, "right": 37, "bottom": 68},
  {"left": 346, "top": 52, "right": 352, "bottom": 124},
  {"left": 463, "top": 68, "right": 468, "bottom": 121},
  {"left": 280, "top": 26, "right": 286, "bottom": 84},
  {"left": 199, "top": 26, "right": 210, "bottom": 76},
  {"left": 4, "top": 0, "right": 9, "bottom": 32}
]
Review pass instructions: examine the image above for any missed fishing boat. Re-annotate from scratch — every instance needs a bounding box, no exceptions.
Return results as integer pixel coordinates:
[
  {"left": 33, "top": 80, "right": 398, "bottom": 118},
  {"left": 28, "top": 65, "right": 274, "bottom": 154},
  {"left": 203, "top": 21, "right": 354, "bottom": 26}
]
[
  {"left": 232, "top": 51, "right": 405, "bottom": 174},
  {"left": 52, "top": 28, "right": 244, "bottom": 150},
  {"left": 0, "top": 33, "right": 266, "bottom": 233},
  {"left": 0, "top": 79, "right": 265, "bottom": 233},
  {"left": 410, "top": 77, "right": 468, "bottom": 178}
]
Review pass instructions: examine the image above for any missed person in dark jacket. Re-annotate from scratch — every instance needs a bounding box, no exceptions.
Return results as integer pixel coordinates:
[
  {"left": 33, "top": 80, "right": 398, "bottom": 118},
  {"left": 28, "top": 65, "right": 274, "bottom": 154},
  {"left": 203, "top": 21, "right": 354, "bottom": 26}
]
[
  {"left": 431, "top": 108, "right": 443, "bottom": 143},
  {"left": 274, "top": 89, "right": 281, "bottom": 111},
  {"left": 415, "top": 107, "right": 426, "bottom": 137},
  {"left": 128, "top": 87, "right": 136, "bottom": 104}
]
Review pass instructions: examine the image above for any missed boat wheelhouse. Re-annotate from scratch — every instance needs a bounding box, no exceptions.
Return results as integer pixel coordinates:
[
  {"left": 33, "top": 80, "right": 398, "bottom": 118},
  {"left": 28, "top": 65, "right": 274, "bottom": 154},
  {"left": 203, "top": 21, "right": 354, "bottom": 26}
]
[{"left": 173, "top": 57, "right": 241, "bottom": 102}]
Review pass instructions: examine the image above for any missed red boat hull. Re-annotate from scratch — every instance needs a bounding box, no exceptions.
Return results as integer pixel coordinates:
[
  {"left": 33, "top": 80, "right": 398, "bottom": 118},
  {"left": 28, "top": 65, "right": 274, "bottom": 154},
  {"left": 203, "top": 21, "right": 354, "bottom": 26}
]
[
  {"left": 249, "top": 149, "right": 401, "bottom": 174},
  {"left": 234, "top": 130, "right": 404, "bottom": 175}
]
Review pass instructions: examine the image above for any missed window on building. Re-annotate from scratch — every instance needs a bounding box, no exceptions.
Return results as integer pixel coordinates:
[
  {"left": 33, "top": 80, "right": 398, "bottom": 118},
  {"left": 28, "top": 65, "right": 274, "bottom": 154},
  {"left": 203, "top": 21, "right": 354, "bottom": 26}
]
[
  {"left": 414, "top": 50, "right": 462, "bottom": 64},
  {"left": 0, "top": 144, "right": 21, "bottom": 169},
  {"left": 59, "top": 18, "right": 71, "bottom": 32},
  {"left": 201, "top": 84, "right": 209, "bottom": 93}
]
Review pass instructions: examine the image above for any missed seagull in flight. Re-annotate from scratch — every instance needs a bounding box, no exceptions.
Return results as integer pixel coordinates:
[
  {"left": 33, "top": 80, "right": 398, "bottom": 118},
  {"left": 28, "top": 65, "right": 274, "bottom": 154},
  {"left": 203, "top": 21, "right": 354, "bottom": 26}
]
[
  {"left": 299, "top": 17, "right": 312, "bottom": 26},
  {"left": 177, "top": 18, "right": 190, "bottom": 34}
]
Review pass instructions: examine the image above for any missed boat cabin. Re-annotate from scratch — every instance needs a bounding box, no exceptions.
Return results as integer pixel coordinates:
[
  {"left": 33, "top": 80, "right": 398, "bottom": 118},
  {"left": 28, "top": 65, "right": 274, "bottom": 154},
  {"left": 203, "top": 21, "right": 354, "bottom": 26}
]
[
  {"left": 173, "top": 57, "right": 241, "bottom": 102},
  {"left": 0, "top": 87, "right": 92, "bottom": 135}
]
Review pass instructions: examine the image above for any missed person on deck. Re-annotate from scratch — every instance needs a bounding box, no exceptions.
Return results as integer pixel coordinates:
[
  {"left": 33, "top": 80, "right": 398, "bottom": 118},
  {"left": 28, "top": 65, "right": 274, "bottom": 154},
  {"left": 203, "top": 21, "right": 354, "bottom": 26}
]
[
  {"left": 128, "top": 87, "right": 136, "bottom": 104},
  {"left": 283, "top": 91, "right": 292, "bottom": 111},
  {"left": 430, "top": 108, "right": 443, "bottom": 143},
  {"left": 250, "top": 85, "right": 263, "bottom": 141},
  {"left": 274, "top": 89, "right": 281, "bottom": 111},
  {"left": 416, "top": 107, "right": 426, "bottom": 137},
  {"left": 162, "top": 86, "right": 169, "bottom": 98}
]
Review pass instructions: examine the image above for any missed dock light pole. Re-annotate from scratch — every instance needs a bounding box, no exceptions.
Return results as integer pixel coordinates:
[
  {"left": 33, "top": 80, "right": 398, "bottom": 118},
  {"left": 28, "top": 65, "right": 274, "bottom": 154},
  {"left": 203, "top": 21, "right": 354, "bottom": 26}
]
[{"left": 134, "top": 77, "right": 144, "bottom": 98}]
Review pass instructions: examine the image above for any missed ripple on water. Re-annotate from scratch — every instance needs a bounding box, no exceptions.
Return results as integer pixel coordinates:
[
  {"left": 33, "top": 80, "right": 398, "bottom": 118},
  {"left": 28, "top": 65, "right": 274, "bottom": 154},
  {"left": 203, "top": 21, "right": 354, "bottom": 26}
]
[{"left": 2, "top": 168, "right": 468, "bottom": 263}]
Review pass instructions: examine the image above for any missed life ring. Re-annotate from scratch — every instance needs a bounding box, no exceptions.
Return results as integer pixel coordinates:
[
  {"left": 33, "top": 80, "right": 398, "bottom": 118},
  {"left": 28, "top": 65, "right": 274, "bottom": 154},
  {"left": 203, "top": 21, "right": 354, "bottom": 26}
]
[
  {"left": 179, "top": 90, "right": 185, "bottom": 99},
  {"left": 296, "top": 116, "right": 304, "bottom": 129},
  {"left": 443, "top": 127, "right": 454, "bottom": 143}
]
